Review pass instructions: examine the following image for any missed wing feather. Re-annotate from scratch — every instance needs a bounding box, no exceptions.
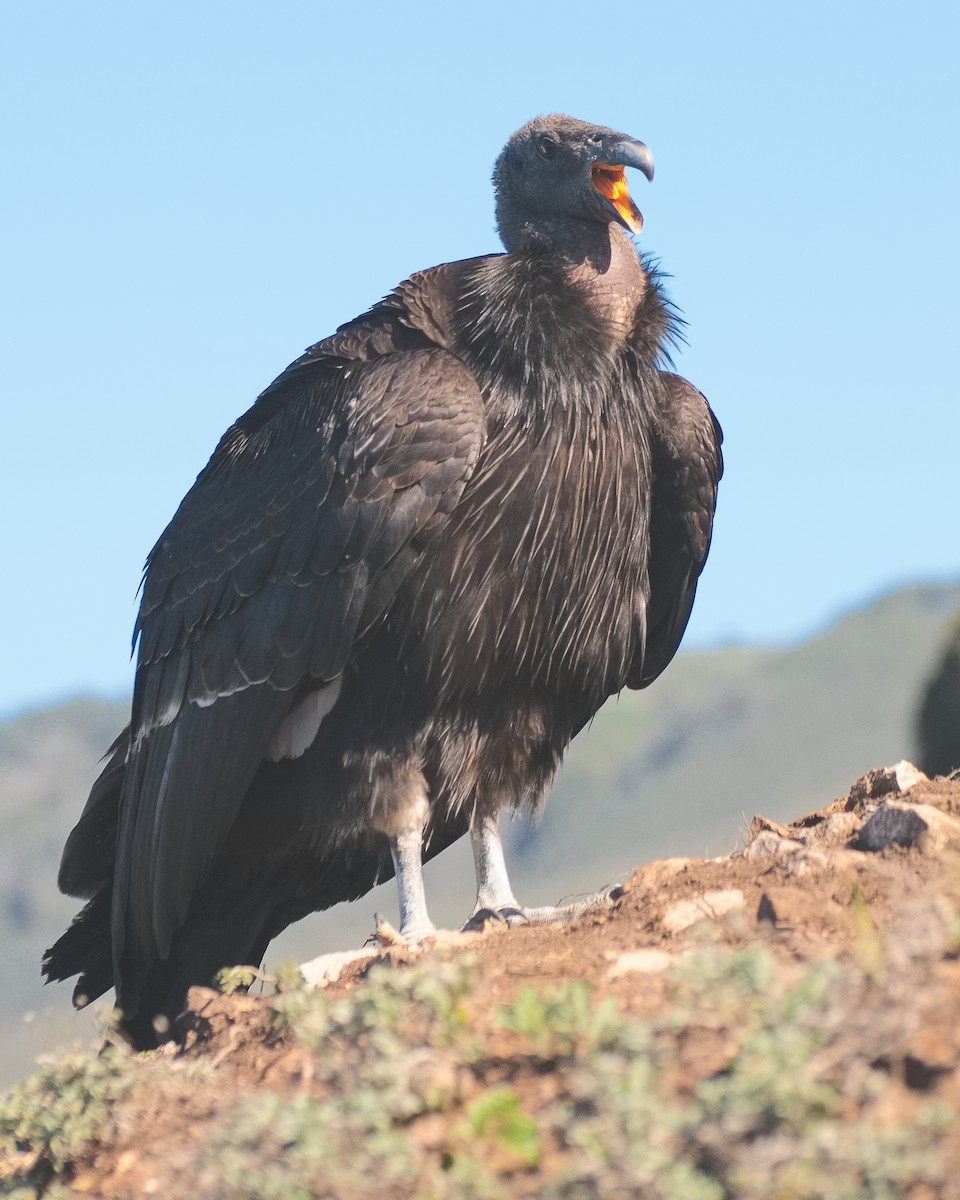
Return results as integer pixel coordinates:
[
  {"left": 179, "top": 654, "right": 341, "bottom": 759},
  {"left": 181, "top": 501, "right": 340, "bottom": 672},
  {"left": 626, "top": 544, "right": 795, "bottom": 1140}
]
[
  {"left": 115, "top": 342, "right": 485, "bottom": 1006},
  {"left": 628, "top": 372, "right": 723, "bottom": 688}
]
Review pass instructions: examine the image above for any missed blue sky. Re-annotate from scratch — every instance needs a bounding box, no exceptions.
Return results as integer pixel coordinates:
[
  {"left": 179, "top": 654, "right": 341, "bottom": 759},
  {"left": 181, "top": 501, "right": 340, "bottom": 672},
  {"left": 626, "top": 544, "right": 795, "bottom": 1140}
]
[{"left": 2, "top": 1, "right": 958, "bottom": 718}]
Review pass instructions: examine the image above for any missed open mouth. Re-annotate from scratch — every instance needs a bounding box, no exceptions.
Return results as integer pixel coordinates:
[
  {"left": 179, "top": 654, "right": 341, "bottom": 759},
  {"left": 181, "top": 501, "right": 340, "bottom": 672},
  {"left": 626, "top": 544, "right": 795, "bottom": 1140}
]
[{"left": 591, "top": 163, "right": 643, "bottom": 233}]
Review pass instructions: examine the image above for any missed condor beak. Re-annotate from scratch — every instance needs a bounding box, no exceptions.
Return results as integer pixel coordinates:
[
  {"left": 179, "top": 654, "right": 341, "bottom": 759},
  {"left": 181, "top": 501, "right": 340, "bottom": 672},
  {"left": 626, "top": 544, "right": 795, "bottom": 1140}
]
[
  {"left": 610, "top": 138, "right": 655, "bottom": 182},
  {"left": 591, "top": 138, "right": 654, "bottom": 234}
]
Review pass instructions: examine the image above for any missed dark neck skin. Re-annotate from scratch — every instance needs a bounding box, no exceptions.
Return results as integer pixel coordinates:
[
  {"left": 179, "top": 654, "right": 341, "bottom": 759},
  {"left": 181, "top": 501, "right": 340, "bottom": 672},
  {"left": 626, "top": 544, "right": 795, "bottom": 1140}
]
[{"left": 501, "top": 216, "right": 647, "bottom": 344}]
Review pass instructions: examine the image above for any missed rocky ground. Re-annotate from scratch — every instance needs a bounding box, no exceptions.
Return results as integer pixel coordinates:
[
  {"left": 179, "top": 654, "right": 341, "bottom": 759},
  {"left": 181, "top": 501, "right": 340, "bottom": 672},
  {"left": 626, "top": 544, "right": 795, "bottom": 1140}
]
[{"left": 3, "top": 763, "right": 960, "bottom": 1198}]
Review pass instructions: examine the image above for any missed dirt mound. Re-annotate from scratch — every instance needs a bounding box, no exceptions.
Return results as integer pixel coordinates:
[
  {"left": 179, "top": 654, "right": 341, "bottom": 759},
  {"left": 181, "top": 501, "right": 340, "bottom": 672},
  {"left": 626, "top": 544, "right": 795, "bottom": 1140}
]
[{"left": 4, "top": 764, "right": 960, "bottom": 1198}]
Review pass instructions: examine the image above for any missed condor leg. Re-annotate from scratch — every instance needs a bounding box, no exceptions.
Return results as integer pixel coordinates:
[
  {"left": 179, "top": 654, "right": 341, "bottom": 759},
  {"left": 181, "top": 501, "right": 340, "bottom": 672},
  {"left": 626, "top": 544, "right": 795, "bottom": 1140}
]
[
  {"left": 464, "top": 810, "right": 619, "bottom": 930},
  {"left": 389, "top": 827, "right": 436, "bottom": 941},
  {"left": 468, "top": 811, "right": 522, "bottom": 916}
]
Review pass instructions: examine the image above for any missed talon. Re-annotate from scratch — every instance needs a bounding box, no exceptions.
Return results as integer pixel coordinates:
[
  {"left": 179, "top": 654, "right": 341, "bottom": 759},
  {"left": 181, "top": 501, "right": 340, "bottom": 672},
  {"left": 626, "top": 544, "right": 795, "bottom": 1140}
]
[
  {"left": 462, "top": 905, "right": 528, "bottom": 933},
  {"left": 498, "top": 906, "right": 528, "bottom": 926},
  {"left": 461, "top": 907, "right": 502, "bottom": 932}
]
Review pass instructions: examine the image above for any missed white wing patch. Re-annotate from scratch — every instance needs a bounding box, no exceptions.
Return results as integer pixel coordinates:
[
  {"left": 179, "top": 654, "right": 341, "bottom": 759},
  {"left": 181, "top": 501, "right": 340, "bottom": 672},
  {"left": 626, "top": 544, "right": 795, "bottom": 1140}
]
[{"left": 265, "top": 676, "right": 344, "bottom": 762}]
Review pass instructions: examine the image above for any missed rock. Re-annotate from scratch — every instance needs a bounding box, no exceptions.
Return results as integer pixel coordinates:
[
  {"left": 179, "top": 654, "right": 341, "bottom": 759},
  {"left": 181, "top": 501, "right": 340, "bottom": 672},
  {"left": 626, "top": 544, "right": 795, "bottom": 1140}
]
[
  {"left": 748, "top": 815, "right": 795, "bottom": 841},
  {"left": 856, "top": 804, "right": 929, "bottom": 851},
  {"left": 743, "top": 830, "right": 803, "bottom": 859},
  {"left": 661, "top": 889, "right": 745, "bottom": 933},
  {"left": 607, "top": 948, "right": 674, "bottom": 977},
  {"left": 856, "top": 801, "right": 960, "bottom": 854},
  {"left": 299, "top": 947, "right": 379, "bottom": 987},
  {"left": 849, "top": 761, "right": 928, "bottom": 802}
]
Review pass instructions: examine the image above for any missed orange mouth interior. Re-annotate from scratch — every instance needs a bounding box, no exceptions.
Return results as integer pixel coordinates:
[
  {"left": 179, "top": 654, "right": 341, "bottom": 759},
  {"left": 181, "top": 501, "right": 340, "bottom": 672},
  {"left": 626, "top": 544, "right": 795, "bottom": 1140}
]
[{"left": 591, "top": 163, "right": 640, "bottom": 229}]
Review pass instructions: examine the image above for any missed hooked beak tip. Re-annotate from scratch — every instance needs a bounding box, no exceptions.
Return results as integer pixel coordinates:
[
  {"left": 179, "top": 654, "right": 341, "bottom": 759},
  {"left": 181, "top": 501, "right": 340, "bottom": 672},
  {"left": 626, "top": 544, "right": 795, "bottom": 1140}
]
[{"left": 612, "top": 139, "right": 654, "bottom": 183}]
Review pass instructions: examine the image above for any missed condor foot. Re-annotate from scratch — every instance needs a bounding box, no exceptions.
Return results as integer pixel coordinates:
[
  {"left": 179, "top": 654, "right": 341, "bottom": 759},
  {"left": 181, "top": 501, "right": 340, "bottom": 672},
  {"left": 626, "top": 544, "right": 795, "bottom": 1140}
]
[
  {"left": 463, "top": 886, "right": 623, "bottom": 933},
  {"left": 461, "top": 905, "right": 527, "bottom": 932}
]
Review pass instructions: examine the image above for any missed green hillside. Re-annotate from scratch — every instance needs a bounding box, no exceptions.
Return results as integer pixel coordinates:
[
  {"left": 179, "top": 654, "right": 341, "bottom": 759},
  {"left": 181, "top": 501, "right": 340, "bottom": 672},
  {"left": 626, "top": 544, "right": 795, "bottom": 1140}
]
[{"left": 2, "top": 582, "right": 958, "bottom": 1087}]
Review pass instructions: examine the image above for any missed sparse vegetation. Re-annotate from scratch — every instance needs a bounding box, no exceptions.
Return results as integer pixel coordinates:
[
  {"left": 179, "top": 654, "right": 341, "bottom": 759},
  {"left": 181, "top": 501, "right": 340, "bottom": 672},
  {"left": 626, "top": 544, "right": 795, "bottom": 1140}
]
[
  {"left": 0, "top": 1044, "right": 134, "bottom": 1184},
  {"left": 490, "top": 950, "right": 952, "bottom": 1199},
  {"left": 3, "top": 911, "right": 958, "bottom": 1198}
]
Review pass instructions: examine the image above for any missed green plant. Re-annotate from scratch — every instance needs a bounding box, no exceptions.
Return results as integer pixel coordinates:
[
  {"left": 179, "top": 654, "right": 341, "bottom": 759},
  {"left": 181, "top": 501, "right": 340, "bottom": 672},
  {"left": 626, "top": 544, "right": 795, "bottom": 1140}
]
[
  {"left": 459, "top": 1087, "right": 540, "bottom": 1167},
  {"left": 0, "top": 1045, "right": 134, "bottom": 1177},
  {"left": 497, "top": 981, "right": 627, "bottom": 1058}
]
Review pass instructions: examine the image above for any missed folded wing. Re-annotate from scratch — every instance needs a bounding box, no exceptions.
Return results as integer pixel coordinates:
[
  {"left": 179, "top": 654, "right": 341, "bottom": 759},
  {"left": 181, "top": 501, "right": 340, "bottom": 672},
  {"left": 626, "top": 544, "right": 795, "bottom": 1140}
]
[{"left": 113, "top": 341, "right": 486, "bottom": 1006}]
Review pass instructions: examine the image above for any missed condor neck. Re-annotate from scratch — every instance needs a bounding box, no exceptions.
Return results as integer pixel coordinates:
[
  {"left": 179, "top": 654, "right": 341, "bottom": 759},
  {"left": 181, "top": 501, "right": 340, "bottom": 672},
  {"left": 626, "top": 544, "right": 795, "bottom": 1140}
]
[{"left": 523, "top": 220, "right": 648, "bottom": 343}]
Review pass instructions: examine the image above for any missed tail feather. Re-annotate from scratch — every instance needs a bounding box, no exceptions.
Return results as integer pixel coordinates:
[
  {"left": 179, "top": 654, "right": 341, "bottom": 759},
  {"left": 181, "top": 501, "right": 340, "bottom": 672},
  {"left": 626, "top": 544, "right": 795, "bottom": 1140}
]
[
  {"left": 59, "top": 728, "right": 128, "bottom": 899},
  {"left": 42, "top": 887, "right": 114, "bottom": 1006},
  {"left": 44, "top": 742, "right": 475, "bottom": 1049}
]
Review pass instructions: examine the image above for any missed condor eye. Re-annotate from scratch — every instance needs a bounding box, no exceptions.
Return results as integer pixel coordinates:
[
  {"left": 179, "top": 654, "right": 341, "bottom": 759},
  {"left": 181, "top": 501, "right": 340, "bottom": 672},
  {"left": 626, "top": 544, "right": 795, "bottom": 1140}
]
[
  {"left": 537, "top": 135, "right": 556, "bottom": 158},
  {"left": 588, "top": 132, "right": 603, "bottom": 145}
]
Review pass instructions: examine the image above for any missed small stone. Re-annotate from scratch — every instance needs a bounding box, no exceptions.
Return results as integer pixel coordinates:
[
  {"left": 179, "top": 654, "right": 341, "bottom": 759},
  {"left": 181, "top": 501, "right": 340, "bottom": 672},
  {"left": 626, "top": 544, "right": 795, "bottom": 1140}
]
[
  {"left": 299, "top": 947, "right": 379, "bottom": 987},
  {"left": 662, "top": 889, "right": 745, "bottom": 933},
  {"left": 849, "top": 761, "right": 928, "bottom": 802},
  {"left": 743, "top": 830, "right": 803, "bottom": 859},
  {"left": 856, "top": 801, "right": 960, "bottom": 853},
  {"left": 857, "top": 804, "right": 928, "bottom": 850},
  {"left": 748, "top": 815, "right": 794, "bottom": 842},
  {"left": 608, "top": 948, "right": 674, "bottom": 976},
  {"left": 891, "top": 761, "right": 929, "bottom": 791}
]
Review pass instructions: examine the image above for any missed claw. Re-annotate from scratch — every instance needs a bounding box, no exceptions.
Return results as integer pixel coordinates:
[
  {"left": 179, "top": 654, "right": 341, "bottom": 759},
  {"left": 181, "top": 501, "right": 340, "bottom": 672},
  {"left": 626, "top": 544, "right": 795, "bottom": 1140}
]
[{"left": 461, "top": 905, "right": 528, "bottom": 933}]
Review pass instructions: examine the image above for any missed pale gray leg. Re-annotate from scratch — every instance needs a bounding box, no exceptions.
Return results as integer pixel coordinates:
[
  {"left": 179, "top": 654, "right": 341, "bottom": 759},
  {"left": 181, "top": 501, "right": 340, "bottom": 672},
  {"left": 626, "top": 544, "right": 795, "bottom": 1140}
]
[
  {"left": 390, "top": 827, "right": 436, "bottom": 940},
  {"left": 465, "top": 810, "right": 621, "bottom": 930},
  {"left": 470, "top": 812, "right": 521, "bottom": 912}
]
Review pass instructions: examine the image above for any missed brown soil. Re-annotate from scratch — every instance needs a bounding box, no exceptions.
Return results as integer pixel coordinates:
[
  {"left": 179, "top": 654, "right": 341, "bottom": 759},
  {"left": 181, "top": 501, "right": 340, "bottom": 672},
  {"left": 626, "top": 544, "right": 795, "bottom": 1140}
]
[{"left": 6, "top": 763, "right": 960, "bottom": 1198}]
